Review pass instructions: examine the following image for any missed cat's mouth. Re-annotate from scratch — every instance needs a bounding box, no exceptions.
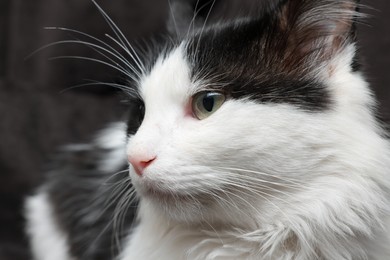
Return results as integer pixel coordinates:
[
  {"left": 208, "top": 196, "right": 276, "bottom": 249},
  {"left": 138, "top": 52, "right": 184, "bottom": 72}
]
[
  {"left": 138, "top": 185, "right": 195, "bottom": 203},
  {"left": 133, "top": 175, "right": 211, "bottom": 206}
]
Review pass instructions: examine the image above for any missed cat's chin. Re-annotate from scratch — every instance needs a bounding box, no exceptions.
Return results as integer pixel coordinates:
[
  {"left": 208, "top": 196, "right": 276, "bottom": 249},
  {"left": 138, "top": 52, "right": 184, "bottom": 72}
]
[
  {"left": 140, "top": 186, "right": 195, "bottom": 204},
  {"left": 135, "top": 185, "right": 214, "bottom": 223}
]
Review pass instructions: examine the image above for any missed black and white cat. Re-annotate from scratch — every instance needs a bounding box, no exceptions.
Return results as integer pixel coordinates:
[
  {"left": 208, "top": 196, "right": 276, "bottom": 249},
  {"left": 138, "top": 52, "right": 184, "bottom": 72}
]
[{"left": 25, "top": 0, "right": 390, "bottom": 259}]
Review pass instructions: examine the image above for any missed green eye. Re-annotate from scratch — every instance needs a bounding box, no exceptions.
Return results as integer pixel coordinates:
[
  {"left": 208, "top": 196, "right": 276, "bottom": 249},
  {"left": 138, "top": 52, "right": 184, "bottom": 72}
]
[{"left": 192, "top": 91, "right": 226, "bottom": 120}]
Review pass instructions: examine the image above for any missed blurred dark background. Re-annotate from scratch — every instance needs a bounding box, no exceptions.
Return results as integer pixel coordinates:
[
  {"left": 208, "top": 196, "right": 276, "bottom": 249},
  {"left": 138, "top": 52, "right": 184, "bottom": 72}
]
[{"left": 0, "top": 0, "right": 389, "bottom": 259}]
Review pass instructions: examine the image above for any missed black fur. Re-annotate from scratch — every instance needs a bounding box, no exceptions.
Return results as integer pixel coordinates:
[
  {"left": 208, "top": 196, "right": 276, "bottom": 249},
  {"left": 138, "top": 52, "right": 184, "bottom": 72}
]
[
  {"left": 45, "top": 144, "right": 137, "bottom": 260},
  {"left": 186, "top": 0, "right": 360, "bottom": 111},
  {"left": 186, "top": 20, "right": 331, "bottom": 111}
]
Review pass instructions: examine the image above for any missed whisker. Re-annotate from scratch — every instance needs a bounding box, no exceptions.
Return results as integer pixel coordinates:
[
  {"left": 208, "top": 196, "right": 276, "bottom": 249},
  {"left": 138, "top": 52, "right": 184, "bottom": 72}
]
[
  {"left": 103, "top": 181, "right": 133, "bottom": 213},
  {"left": 215, "top": 166, "right": 309, "bottom": 189},
  {"left": 76, "top": 176, "right": 134, "bottom": 258},
  {"left": 112, "top": 188, "right": 138, "bottom": 251},
  {"left": 104, "top": 34, "right": 144, "bottom": 76},
  {"left": 168, "top": 0, "right": 179, "bottom": 40},
  {"left": 48, "top": 55, "right": 136, "bottom": 80},
  {"left": 220, "top": 174, "right": 305, "bottom": 192},
  {"left": 194, "top": 0, "right": 216, "bottom": 56},
  {"left": 91, "top": 0, "right": 145, "bottom": 74},
  {"left": 186, "top": 0, "right": 201, "bottom": 39},
  {"left": 60, "top": 80, "right": 138, "bottom": 97},
  {"left": 42, "top": 27, "right": 142, "bottom": 77},
  {"left": 81, "top": 178, "right": 131, "bottom": 221},
  {"left": 100, "top": 169, "right": 130, "bottom": 185}
]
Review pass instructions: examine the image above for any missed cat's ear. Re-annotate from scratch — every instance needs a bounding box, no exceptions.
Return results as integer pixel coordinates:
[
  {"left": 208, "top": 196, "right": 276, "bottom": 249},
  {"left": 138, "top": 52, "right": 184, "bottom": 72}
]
[{"left": 271, "top": 0, "right": 360, "bottom": 71}]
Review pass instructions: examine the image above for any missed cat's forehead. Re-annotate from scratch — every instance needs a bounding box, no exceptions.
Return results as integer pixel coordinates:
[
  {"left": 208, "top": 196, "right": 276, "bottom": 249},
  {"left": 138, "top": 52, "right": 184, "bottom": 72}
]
[
  {"left": 139, "top": 23, "right": 331, "bottom": 112},
  {"left": 139, "top": 45, "right": 195, "bottom": 105},
  {"left": 137, "top": 0, "right": 362, "bottom": 113}
]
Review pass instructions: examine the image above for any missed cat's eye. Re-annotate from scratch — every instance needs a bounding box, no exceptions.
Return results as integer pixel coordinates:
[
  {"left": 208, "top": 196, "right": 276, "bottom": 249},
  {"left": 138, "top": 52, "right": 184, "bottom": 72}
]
[
  {"left": 127, "top": 99, "right": 145, "bottom": 135},
  {"left": 192, "top": 91, "right": 226, "bottom": 120},
  {"left": 137, "top": 102, "right": 145, "bottom": 124}
]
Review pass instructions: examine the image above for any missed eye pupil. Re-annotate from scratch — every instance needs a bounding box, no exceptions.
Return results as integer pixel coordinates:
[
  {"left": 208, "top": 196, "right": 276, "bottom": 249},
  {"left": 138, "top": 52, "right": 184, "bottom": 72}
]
[{"left": 203, "top": 95, "right": 215, "bottom": 112}]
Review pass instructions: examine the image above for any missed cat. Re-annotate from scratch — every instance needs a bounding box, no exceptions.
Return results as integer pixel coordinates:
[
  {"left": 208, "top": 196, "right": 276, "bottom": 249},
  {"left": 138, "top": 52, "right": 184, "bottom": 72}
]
[{"left": 25, "top": 0, "right": 390, "bottom": 259}]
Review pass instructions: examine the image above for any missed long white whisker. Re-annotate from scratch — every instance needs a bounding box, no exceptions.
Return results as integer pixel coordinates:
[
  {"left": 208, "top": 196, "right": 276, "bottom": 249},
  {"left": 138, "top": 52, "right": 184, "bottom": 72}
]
[
  {"left": 89, "top": 180, "right": 132, "bottom": 222},
  {"left": 60, "top": 80, "right": 138, "bottom": 97},
  {"left": 186, "top": 0, "right": 201, "bottom": 39},
  {"left": 42, "top": 27, "right": 142, "bottom": 77},
  {"left": 194, "top": 0, "right": 216, "bottom": 55},
  {"left": 99, "top": 169, "right": 130, "bottom": 187},
  {"left": 91, "top": 0, "right": 145, "bottom": 73},
  {"left": 104, "top": 34, "right": 145, "bottom": 76},
  {"left": 215, "top": 166, "right": 309, "bottom": 188},
  {"left": 48, "top": 55, "right": 136, "bottom": 80},
  {"left": 79, "top": 178, "right": 135, "bottom": 258},
  {"left": 112, "top": 188, "right": 138, "bottom": 251},
  {"left": 217, "top": 171, "right": 304, "bottom": 191},
  {"left": 168, "top": 0, "right": 179, "bottom": 40}
]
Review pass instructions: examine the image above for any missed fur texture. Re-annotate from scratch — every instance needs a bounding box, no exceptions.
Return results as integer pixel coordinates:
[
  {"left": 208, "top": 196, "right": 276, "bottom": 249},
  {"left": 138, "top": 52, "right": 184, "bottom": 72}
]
[
  {"left": 26, "top": 0, "right": 390, "bottom": 259},
  {"left": 25, "top": 192, "right": 74, "bottom": 260}
]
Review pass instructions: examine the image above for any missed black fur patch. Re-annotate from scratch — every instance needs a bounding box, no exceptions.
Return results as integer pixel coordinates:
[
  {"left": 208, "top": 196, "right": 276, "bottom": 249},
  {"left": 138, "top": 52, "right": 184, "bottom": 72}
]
[
  {"left": 186, "top": 0, "right": 360, "bottom": 111},
  {"left": 45, "top": 144, "right": 137, "bottom": 260},
  {"left": 186, "top": 22, "right": 330, "bottom": 111}
]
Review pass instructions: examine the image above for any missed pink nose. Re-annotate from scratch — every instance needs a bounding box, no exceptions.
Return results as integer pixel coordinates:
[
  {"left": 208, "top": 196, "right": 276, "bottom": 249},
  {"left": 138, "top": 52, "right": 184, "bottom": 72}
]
[{"left": 128, "top": 155, "right": 156, "bottom": 176}]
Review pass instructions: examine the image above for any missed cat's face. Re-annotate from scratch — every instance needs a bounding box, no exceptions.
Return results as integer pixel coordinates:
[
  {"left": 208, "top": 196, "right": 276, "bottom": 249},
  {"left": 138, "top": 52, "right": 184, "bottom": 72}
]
[{"left": 126, "top": 0, "right": 362, "bottom": 224}]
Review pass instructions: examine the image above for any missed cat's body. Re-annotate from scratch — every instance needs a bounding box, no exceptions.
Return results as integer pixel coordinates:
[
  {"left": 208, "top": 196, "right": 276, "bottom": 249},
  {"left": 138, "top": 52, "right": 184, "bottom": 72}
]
[{"left": 26, "top": 0, "right": 390, "bottom": 259}]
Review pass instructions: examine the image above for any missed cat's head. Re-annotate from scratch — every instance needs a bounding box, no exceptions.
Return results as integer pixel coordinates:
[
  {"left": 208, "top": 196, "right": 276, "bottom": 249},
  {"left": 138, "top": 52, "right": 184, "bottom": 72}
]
[{"left": 125, "top": 0, "right": 372, "bottom": 225}]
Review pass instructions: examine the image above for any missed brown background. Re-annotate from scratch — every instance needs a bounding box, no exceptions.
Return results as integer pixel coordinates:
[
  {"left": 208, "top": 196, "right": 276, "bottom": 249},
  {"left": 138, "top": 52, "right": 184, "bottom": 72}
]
[{"left": 0, "top": 0, "right": 389, "bottom": 259}]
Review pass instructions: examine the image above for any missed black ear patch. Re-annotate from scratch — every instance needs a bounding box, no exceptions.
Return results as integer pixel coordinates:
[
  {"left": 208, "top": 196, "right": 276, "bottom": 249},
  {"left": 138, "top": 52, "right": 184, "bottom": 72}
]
[
  {"left": 186, "top": 0, "right": 360, "bottom": 112},
  {"left": 273, "top": 0, "right": 360, "bottom": 71}
]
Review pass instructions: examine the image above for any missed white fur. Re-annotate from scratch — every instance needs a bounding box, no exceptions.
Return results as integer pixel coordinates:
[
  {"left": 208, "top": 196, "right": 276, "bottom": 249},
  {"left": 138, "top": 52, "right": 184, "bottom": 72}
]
[
  {"left": 121, "top": 44, "right": 390, "bottom": 259},
  {"left": 25, "top": 192, "right": 74, "bottom": 260},
  {"left": 96, "top": 122, "right": 128, "bottom": 172}
]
